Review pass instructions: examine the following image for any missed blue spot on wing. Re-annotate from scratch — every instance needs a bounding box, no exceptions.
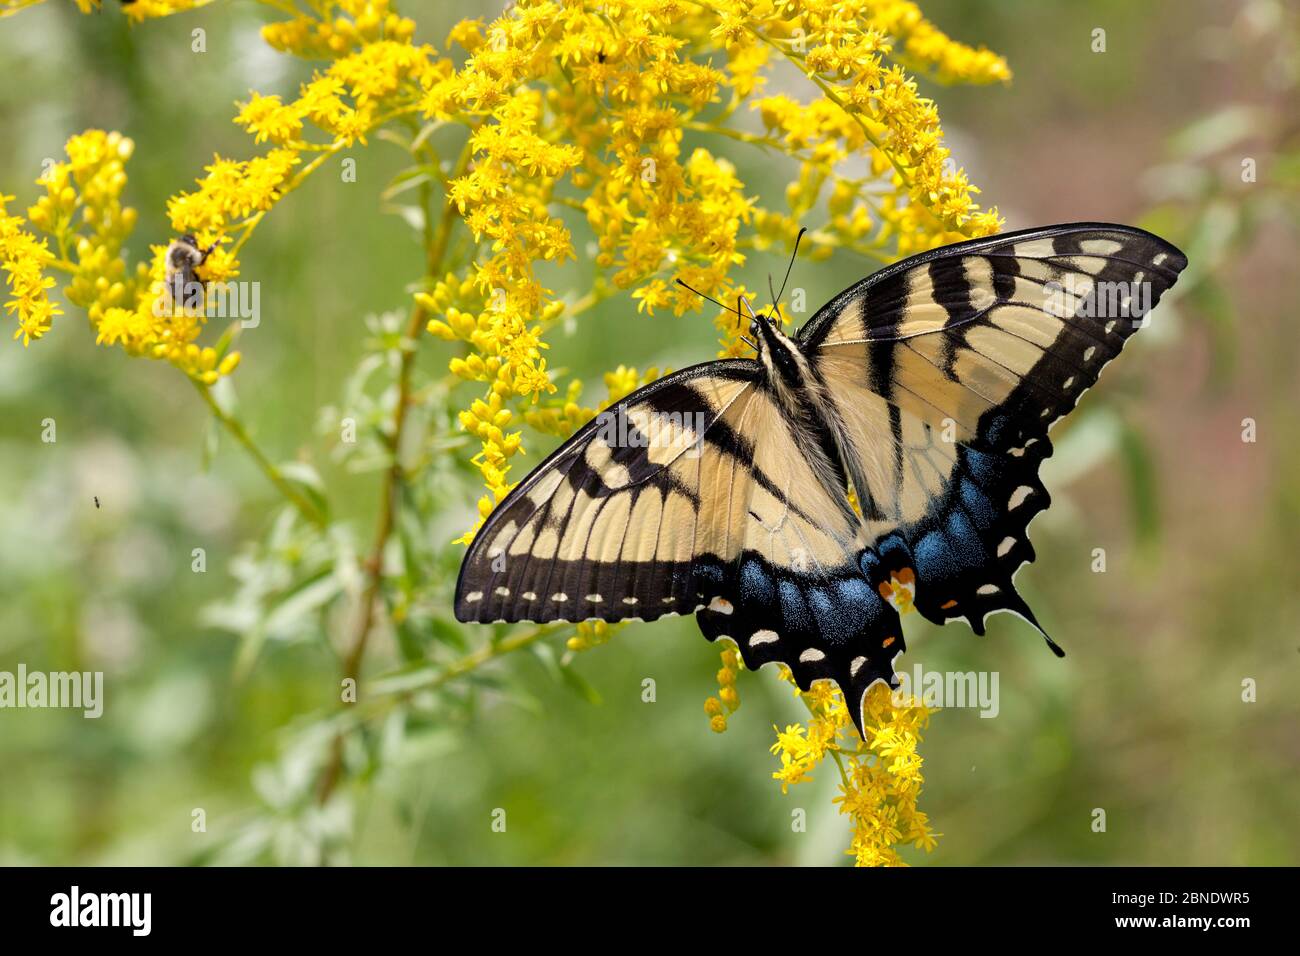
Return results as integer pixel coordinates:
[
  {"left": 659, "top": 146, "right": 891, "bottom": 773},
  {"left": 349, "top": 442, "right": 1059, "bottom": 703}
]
[
  {"left": 960, "top": 477, "right": 997, "bottom": 531},
  {"left": 779, "top": 579, "right": 811, "bottom": 632},
  {"left": 963, "top": 446, "right": 1001, "bottom": 486},
  {"left": 944, "top": 508, "right": 987, "bottom": 563},
  {"left": 740, "top": 557, "right": 774, "bottom": 605},
  {"left": 834, "top": 576, "right": 874, "bottom": 609},
  {"left": 807, "top": 586, "right": 852, "bottom": 646}
]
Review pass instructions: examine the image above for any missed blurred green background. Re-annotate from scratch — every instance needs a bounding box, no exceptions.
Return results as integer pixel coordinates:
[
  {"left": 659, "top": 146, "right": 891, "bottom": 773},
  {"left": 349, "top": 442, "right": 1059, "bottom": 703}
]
[{"left": 1, "top": 0, "right": 1297, "bottom": 865}]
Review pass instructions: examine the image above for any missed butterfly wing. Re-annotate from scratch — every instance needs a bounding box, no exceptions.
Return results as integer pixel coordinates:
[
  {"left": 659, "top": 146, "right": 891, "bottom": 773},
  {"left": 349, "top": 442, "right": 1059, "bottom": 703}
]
[
  {"left": 799, "top": 222, "right": 1187, "bottom": 638},
  {"left": 454, "top": 362, "right": 758, "bottom": 623},
  {"left": 455, "top": 361, "right": 908, "bottom": 734}
]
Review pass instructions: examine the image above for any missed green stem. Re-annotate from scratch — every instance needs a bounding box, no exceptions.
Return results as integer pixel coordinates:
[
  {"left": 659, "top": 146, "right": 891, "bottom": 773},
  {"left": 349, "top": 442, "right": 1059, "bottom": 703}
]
[
  {"left": 316, "top": 128, "right": 475, "bottom": 805},
  {"left": 368, "top": 624, "right": 567, "bottom": 698},
  {"left": 192, "top": 379, "right": 327, "bottom": 529}
]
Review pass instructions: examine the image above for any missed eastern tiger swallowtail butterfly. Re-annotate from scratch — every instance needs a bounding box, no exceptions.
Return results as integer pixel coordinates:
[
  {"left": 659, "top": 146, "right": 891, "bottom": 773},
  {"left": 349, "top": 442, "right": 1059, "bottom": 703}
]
[{"left": 454, "top": 223, "right": 1187, "bottom": 737}]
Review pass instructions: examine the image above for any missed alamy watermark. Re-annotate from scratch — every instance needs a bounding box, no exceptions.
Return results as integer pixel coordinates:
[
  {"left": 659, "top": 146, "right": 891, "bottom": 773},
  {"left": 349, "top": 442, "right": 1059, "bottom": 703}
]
[
  {"left": 50, "top": 886, "right": 150, "bottom": 936},
  {"left": 892, "top": 664, "right": 999, "bottom": 718},
  {"left": 1043, "top": 274, "right": 1152, "bottom": 325},
  {"left": 0, "top": 665, "right": 103, "bottom": 718},
  {"left": 156, "top": 277, "right": 261, "bottom": 328}
]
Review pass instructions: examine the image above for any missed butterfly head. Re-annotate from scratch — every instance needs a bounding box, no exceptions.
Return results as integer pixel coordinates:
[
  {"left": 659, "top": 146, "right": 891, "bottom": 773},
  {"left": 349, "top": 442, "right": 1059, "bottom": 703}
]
[{"left": 744, "top": 301, "right": 808, "bottom": 397}]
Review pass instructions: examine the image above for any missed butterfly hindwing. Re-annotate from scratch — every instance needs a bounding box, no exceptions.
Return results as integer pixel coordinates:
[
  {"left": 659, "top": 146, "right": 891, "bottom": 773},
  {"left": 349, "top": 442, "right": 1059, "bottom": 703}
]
[{"left": 802, "top": 223, "right": 1187, "bottom": 639}]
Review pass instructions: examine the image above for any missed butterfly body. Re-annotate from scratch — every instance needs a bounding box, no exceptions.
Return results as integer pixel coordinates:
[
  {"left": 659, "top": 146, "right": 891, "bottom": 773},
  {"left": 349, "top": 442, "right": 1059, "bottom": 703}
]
[{"left": 455, "top": 223, "right": 1187, "bottom": 735}]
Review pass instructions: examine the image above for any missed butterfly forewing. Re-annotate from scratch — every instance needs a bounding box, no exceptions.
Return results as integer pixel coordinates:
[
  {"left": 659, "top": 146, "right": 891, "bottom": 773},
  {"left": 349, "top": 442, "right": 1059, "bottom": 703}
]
[
  {"left": 454, "top": 363, "right": 757, "bottom": 623},
  {"left": 803, "top": 223, "right": 1187, "bottom": 636}
]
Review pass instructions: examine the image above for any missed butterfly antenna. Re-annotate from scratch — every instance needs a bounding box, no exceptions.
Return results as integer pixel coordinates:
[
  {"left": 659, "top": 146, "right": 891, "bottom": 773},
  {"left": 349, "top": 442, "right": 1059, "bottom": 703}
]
[
  {"left": 675, "top": 278, "right": 744, "bottom": 318},
  {"left": 767, "top": 227, "right": 807, "bottom": 321}
]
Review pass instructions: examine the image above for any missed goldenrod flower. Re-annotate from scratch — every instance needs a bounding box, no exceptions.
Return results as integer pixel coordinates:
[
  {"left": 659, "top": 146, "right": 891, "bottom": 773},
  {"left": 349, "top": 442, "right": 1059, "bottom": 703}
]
[{"left": 772, "top": 677, "right": 939, "bottom": 866}]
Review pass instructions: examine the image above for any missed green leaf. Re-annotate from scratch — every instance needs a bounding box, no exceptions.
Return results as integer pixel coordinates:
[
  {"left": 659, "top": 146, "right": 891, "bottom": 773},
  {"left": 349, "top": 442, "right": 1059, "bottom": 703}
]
[
  {"left": 278, "top": 461, "right": 330, "bottom": 522},
  {"left": 212, "top": 320, "right": 241, "bottom": 361},
  {"left": 409, "top": 119, "right": 444, "bottom": 153},
  {"left": 381, "top": 166, "right": 437, "bottom": 201},
  {"left": 532, "top": 643, "right": 603, "bottom": 705},
  {"left": 427, "top": 616, "right": 469, "bottom": 652},
  {"left": 1169, "top": 105, "right": 1261, "bottom": 160},
  {"left": 558, "top": 663, "right": 604, "bottom": 706},
  {"left": 201, "top": 414, "right": 220, "bottom": 471},
  {"left": 374, "top": 127, "right": 413, "bottom": 151},
  {"left": 1187, "top": 277, "right": 1237, "bottom": 388},
  {"left": 263, "top": 570, "right": 341, "bottom": 638},
  {"left": 382, "top": 203, "right": 426, "bottom": 235},
  {"left": 1116, "top": 420, "right": 1160, "bottom": 551}
]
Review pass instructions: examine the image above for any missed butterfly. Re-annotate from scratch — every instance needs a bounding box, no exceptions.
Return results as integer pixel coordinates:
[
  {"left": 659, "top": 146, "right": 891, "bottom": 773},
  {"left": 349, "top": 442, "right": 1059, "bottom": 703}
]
[{"left": 454, "top": 223, "right": 1187, "bottom": 737}]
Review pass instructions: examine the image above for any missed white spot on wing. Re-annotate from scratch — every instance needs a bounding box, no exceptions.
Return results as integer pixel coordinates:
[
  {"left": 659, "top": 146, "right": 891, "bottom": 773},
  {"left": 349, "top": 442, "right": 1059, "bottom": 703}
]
[
  {"left": 1009, "top": 486, "right": 1034, "bottom": 510},
  {"left": 749, "top": 629, "right": 779, "bottom": 647},
  {"left": 603, "top": 463, "right": 632, "bottom": 489},
  {"left": 850, "top": 656, "right": 867, "bottom": 677},
  {"left": 551, "top": 592, "right": 568, "bottom": 603},
  {"left": 799, "top": 648, "right": 826, "bottom": 663},
  {"left": 1080, "top": 238, "right": 1122, "bottom": 255},
  {"left": 997, "top": 536, "right": 1015, "bottom": 557},
  {"left": 708, "top": 597, "right": 734, "bottom": 615},
  {"left": 465, "top": 591, "right": 483, "bottom": 603}
]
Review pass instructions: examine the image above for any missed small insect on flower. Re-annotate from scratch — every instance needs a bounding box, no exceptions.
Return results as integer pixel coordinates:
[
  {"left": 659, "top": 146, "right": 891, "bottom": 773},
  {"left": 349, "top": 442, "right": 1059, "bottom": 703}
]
[
  {"left": 94, "top": 496, "right": 100, "bottom": 509},
  {"left": 164, "top": 234, "right": 220, "bottom": 311}
]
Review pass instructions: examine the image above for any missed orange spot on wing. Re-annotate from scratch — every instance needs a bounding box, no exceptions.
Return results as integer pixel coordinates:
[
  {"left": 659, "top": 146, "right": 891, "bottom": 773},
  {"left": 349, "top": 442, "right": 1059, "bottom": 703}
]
[
  {"left": 882, "top": 636, "right": 896, "bottom": 648},
  {"left": 941, "top": 599, "right": 958, "bottom": 610}
]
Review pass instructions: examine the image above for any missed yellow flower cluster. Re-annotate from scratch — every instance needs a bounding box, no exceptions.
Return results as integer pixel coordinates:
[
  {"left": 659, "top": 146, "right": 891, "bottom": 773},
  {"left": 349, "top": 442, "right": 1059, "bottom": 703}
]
[
  {"left": 772, "top": 678, "right": 939, "bottom": 867},
  {"left": 118, "top": 0, "right": 213, "bottom": 21},
  {"left": 567, "top": 619, "right": 618, "bottom": 653},
  {"left": 261, "top": 1, "right": 416, "bottom": 58},
  {"left": 408, "top": 0, "right": 1009, "bottom": 538},
  {"left": 2, "top": 3, "right": 452, "bottom": 382},
  {"left": 704, "top": 647, "right": 742, "bottom": 733},
  {"left": 5, "top": 128, "right": 245, "bottom": 382},
  {"left": 864, "top": 0, "right": 1011, "bottom": 85},
  {"left": 1, "top": 194, "right": 59, "bottom": 347},
  {"left": 10, "top": 0, "right": 1007, "bottom": 545},
  {"left": 745, "top": 1, "right": 1008, "bottom": 261}
]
